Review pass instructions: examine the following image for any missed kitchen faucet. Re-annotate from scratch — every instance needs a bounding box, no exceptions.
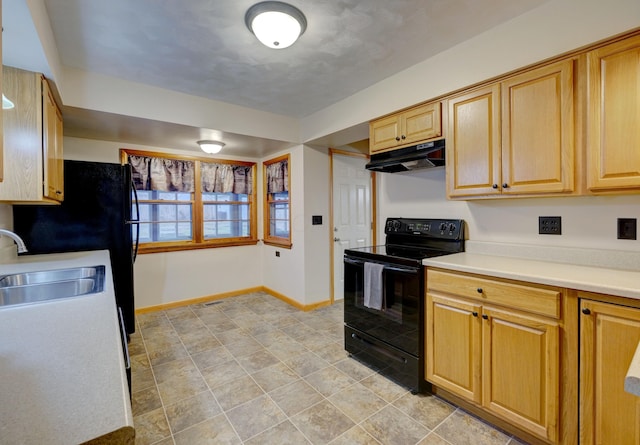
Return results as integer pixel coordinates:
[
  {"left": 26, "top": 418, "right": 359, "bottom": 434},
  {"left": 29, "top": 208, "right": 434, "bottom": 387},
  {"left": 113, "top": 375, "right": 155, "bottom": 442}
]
[{"left": 0, "top": 229, "right": 28, "bottom": 253}]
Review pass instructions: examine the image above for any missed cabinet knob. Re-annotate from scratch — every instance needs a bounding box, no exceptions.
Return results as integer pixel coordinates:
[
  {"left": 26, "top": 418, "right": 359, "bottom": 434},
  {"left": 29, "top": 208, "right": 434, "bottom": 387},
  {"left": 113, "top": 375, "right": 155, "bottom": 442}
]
[
  {"left": 472, "top": 311, "right": 478, "bottom": 317},
  {"left": 482, "top": 314, "right": 489, "bottom": 320},
  {"left": 582, "top": 308, "right": 591, "bottom": 315},
  {"left": 476, "top": 288, "right": 483, "bottom": 294},
  {"left": 56, "top": 190, "right": 62, "bottom": 195},
  {"left": 395, "top": 136, "right": 401, "bottom": 141},
  {"left": 401, "top": 135, "right": 406, "bottom": 139},
  {"left": 492, "top": 184, "right": 498, "bottom": 189},
  {"left": 502, "top": 183, "right": 509, "bottom": 189}
]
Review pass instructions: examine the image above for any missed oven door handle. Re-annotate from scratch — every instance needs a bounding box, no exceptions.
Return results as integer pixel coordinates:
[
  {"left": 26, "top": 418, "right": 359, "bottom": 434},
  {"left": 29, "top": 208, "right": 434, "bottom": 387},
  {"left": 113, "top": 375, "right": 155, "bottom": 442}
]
[{"left": 344, "top": 257, "right": 419, "bottom": 275}]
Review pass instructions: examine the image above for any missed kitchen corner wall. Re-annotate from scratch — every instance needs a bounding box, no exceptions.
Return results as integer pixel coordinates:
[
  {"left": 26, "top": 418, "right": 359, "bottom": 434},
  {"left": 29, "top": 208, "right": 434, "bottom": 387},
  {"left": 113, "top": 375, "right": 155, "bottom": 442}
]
[{"left": 377, "top": 168, "right": 640, "bottom": 253}]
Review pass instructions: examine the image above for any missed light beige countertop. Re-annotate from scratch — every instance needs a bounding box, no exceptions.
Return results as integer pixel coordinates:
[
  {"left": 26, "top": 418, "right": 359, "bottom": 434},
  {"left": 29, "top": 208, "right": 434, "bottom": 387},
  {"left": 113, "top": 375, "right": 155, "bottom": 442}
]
[
  {"left": 0, "top": 250, "right": 134, "bottom": 444},
  {"left": 423, "top": 241, "right": 640, "bottom": 398}
]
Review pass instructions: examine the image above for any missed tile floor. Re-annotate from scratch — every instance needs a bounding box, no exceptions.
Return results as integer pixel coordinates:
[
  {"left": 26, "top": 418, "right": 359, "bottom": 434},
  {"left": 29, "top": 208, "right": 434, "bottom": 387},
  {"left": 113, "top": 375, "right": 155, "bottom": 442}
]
[{"left": 130, "top": 291, "right": 529, "bottom": 445}]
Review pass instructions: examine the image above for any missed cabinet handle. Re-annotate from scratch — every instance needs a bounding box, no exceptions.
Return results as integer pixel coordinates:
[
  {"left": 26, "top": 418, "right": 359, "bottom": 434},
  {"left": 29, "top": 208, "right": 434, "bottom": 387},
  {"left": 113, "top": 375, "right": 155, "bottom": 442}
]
[
  {"left": 502, "top": 183, "right": 509, "bottom": 188},
  {"left": 472, "top": 311, "right": 478, "bottom": 317},
  {"left": 56, "top": 190, "right": 62, "bottom": 195},
  {"left": 395, "top": 136, "right": 401, "bottom": 141},
  {"left": 476, "top": 288, "right": 483, "bottom": 294},
  {"left": 401, "top": 135, "right": 406, "bottom": 139},
  {"left": 582, "top": 308, "right": 591, "bottom": 315},
  {"left": 482, "top": 314, "right": 489, "bottom": 320},
  {"left": 492, "top": 184, "right": 498, "bottom": 189}
]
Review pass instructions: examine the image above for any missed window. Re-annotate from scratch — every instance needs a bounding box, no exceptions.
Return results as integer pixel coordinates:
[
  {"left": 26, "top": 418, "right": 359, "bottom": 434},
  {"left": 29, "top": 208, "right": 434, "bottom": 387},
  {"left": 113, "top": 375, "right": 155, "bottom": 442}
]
[
  {"left": 263, "top": 154, "right": 291, "bottom": 248},
  {"left": 122, "top": 149, "right": 257, "bottom": 253}
]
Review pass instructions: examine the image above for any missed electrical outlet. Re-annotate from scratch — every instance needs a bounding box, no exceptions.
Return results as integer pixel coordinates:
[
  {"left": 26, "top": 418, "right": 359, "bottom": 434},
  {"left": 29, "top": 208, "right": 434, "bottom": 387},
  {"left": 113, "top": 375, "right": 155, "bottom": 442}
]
[
  {"left": 275, "top": 251, "right": 280, "bottom": 257},
  {"left": 539, "top": 216, "right": 562, "bottom": 235},
  {"left": 617, "top": 218, "right": 637, "bottom": 240}
]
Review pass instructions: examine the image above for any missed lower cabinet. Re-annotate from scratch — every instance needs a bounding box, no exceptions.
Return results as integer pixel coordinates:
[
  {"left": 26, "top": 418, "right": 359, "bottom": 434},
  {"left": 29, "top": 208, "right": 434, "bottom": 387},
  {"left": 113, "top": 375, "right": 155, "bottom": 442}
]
[
  {"left": 426, "top": 269, "right": 561, "bottom": 443},
  {"left": 580, "top": 298, "right": 640, "bottom": 445}
]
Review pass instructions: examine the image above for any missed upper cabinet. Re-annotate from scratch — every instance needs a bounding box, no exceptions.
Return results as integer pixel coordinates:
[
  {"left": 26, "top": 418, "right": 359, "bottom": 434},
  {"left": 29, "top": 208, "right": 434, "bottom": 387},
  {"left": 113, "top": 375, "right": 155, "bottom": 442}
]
[
  {"left": 587, "top": 34, "right": 640, "bottom": 192},
  {"left": 369, "top": 102, "right": 442, "bottom": 154},
  {"left": 0, "top": 66, "right": 64, "bottom": 204},
  {"left": 446, "top": 59, "right": 576, "bottom": 198}
]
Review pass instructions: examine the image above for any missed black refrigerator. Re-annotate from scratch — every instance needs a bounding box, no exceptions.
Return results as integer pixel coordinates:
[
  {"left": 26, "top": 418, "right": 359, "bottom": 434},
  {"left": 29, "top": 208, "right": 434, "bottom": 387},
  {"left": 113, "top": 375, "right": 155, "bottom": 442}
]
[{"left": 13, "top": 160, "right": 138, "bottom": 335}]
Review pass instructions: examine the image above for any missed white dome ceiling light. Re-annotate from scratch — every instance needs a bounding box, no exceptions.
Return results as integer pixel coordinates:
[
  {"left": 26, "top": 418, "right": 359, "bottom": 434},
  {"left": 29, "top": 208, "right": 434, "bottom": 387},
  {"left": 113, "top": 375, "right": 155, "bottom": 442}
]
[
  {"left": 245, "top": 1, "right": 307, "bottom": 49},
  {"left": 197, "top": 140, "right": 225, "bottom": 154}
]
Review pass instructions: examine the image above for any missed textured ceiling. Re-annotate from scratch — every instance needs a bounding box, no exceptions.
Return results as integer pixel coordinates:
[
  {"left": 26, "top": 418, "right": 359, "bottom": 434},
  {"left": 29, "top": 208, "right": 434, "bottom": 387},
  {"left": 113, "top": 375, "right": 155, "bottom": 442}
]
[{"left": 42, "top": 0, "right": 549, "bottom": 118}]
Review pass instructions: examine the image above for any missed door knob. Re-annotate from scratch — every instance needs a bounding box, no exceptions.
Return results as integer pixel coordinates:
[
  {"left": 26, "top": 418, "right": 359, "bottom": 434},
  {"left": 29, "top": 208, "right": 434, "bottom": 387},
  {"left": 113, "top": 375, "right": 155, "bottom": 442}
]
[{"left": 334, "top": 237, "right": 341, "bottom": 242}]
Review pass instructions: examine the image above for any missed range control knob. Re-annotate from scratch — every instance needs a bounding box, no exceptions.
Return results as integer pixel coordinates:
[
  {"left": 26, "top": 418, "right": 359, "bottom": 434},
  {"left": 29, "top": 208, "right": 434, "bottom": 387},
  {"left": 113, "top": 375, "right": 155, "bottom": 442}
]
[
  {"left": 448, "top": 223, "right": 457, "bottom": 232},
  {"left": 439, "top": 222, "right": 447, "bottom": 231}
]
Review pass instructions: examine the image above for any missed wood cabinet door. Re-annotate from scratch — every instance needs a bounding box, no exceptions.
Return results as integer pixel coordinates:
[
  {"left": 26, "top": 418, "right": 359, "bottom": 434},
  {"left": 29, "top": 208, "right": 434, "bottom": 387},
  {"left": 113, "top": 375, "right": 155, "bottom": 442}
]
[
  {"left": 42, "top": 79, "right": 60, "bottom": 201},
  {"left": 587, "top": 35, "right": 640, "bottom": 191},
  {"left": 446, "top": 84, "right": 501, "bottom": 197},
  {"left": 580, "top": 299, "right": 640, "bottom": 445},
  {"left": 402, "top": 102, "right": 441, "bottom": 145},
  {"left": 369, "top": 114, "right": 400, "bottom": 153},
  {"left": 426, "top": 293, "right": 482, "bottom": 403},
  {"left": 501, "top": 59, "right": 575, "bottom": 195},
  {"left": 482, "top": 306, "right": 559, "bottom": 443}
]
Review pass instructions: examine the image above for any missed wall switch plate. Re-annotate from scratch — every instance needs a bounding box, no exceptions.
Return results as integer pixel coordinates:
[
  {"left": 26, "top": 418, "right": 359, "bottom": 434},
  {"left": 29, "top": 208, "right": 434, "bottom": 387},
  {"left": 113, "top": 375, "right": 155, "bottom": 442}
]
[
  {"left": 617, "top": 218, "right": 637, "bottom": 240},
  {"left": 539, "top": 216, "right": 562, "bottom": 235},
  {"left": 312, "top": 215, "right": 322, "bottom": 225},
  {"left": 275, "top": 251, "right": 280, "bottom": 257}
]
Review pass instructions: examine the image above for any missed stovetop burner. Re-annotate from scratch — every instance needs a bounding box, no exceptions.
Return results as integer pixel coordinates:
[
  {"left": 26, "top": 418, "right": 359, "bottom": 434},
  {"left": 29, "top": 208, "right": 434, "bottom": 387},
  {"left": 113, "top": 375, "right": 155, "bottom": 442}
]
[{"left": 345, "top": 217, "right": 465, "bottom": 265}]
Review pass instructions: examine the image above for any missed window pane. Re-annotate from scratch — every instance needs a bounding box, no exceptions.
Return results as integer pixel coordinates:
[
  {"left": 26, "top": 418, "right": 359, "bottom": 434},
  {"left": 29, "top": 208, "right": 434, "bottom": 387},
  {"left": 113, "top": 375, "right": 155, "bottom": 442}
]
[
  {"left": 269, "top": 202, "right": 289, "bottom": 238},
  {"left": 136, "top": 203, "right": 192, "bottom": 242},
  {"left": 203, "top": 203, "right": 250, "bottom": 239},
  {"left": 272, "top": 192, "right": 289, "bottom": 201}
]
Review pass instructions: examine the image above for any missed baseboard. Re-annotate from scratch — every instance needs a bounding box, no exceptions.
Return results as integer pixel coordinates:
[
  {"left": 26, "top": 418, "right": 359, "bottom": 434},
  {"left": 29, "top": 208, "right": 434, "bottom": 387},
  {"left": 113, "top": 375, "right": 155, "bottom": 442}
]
[{"left": 135, "top": 286, "right": 333, "bottom": 314}]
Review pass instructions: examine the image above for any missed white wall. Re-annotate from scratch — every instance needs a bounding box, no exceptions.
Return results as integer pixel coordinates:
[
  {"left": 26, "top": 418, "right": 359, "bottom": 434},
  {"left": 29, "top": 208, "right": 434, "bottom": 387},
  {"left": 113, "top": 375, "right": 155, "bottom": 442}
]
[{"left": 377, "top": 168, "right": 640, "bottom": 253}]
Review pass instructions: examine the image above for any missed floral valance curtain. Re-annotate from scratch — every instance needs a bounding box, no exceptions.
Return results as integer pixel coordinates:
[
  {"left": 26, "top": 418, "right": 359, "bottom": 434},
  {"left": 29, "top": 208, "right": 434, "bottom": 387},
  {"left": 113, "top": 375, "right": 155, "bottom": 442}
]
[
  {"left": 201, "top": 162, "right": 253, "bottom": 194},
  {"left": 129, "top": 155, "right": 252, "bottom": 194},
  {"left": 129, "top": 155, "right": 195, "bottom": 192},
  {"left": 266, "top": 159, "right": 288, "bottom": 194}
]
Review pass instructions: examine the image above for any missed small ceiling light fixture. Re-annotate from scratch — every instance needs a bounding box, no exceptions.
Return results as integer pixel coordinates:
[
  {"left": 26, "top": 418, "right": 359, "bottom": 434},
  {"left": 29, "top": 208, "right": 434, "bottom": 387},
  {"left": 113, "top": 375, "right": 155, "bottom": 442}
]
[
  {"left": 2, "top": 94, "right": 14, "bottom": 110},
  {"left": 198, "top": 140, "right": 225, "bottom": 154},
  {"left": 245, "top": 1, "right": 307, "bottom": 49}
]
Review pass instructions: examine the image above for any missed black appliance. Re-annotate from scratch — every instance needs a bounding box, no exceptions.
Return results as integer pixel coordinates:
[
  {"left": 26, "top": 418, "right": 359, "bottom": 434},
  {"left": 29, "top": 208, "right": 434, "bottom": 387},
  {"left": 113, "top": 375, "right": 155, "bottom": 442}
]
[
  {"left": 344, "top": 217, "right": 464, "bottom": 393},
  {"left": 12, "top": 160, "right": 138, "bottom": 337},
  {"left": 365, "top": 139, "right": 445, "bottom": 173}
]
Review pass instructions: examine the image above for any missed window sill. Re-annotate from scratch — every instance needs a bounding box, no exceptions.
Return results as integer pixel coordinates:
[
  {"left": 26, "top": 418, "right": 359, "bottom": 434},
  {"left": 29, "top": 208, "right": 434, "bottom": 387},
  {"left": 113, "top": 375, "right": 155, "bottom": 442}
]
[
  {"left": 262, "top": 239, "right": 293, "bottom": 249},
  {"left": 138, "top": 238, "right": 259, "bottom": 254}
]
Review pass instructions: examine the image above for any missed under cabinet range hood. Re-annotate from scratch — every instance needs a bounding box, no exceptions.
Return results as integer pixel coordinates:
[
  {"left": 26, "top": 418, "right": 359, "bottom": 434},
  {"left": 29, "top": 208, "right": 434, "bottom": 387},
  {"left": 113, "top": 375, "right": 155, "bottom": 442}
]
[{"left": 366, "top": 139, "right": 445, "bottom": 173}]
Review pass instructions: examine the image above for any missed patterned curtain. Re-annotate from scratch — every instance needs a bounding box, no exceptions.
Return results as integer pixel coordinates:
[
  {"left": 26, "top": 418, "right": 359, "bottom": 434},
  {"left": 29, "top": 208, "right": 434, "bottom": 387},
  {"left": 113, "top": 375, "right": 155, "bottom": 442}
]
[
  {"left": 266, "top": 159, "right": 288, "bottom": 194},
  {"left": 129, "top": 155, "right": 195, "bottom": 192},
  {"left": 201, "top": 162, "right": 253, "bottom": 194}
]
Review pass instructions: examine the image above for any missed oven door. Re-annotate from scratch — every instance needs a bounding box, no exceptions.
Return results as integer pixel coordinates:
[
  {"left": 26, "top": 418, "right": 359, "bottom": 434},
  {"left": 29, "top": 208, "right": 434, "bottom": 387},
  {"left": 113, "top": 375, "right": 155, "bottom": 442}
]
[{"left": 343, "top": 255, "right": 422, "bottom": 356}]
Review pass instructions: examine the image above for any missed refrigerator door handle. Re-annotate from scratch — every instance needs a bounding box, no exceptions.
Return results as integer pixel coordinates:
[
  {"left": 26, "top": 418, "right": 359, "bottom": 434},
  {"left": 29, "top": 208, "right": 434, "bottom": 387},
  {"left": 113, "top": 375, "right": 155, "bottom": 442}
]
[{"left": 130, "top": 179, "right": 140, "bottom": 263}]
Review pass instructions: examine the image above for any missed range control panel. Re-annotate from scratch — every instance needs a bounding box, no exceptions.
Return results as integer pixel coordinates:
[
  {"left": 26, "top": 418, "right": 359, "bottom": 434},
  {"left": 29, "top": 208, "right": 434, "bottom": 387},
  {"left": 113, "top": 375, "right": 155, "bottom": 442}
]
[{"left": 384, "top": 218, "right": 464, "bottom": 239}]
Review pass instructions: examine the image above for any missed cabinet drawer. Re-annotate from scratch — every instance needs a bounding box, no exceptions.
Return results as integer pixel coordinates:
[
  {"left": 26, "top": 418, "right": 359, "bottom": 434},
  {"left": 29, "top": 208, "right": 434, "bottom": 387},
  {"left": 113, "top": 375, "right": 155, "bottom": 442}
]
[{"left": 427, "top": 269, "right": 561, "bottom": 318}]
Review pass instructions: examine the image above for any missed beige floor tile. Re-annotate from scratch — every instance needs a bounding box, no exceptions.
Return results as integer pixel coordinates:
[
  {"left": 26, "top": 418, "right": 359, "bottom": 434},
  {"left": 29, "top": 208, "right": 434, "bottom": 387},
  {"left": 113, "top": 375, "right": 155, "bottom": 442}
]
[
  {"left": 311, "top": 341, "right": 349, "bottom": 364},
  {"left": 173, "top": 414, "right": 241, "bottom": 445},
  {"left": 236, "top": 349, "right": 280, "bottom": 373},
  {"left": 224, "top": 337, "right": 266, "bottom": 358},
  {"left": 200, "top": 359, "right": 248, "bottom": 389},
  {"left": 329, "top": 425, "right": 381, "bottom": 445},
  {"left": 269, "top": 380, "right": 324, "bottom": 417},
  {"left": 266, "top": 338, "right": 309, "bottom": 360},
  {"left": 244, "top": 420, "right": 311, "bottom": 445},
  {"left": 434, "top": 409, "right": 511, "bottom": 445},
  {"left": 132, "top": 385, "right": 163, "bottom": 417},
  {"left": 328, "top": 382, "right": 388, "bottom": 423},
  {"left": 283, "top": 351, "right": 330, "bottom": 377},
  {"left": 251, "top": 361, "right": 300, "bottom": 392},
  {"left": 131, "top": 368, "right": 155, "bottom": 392},
  {"left": 132, "top": 407, "right": 171, "bottom": 445},
  {"left": 290, "top": 399, "right": 355, "bottom": 445},
  {"left": 152, "top": 357, "right": 196, "bottom": 384},
  {"left": 360, "top": 405, "right": 430, "bottom": 445},
  {"left": 393, "top": 392, "right": 456, "bottom": 430},
  {"left": 156, "top": 367, "right": 208, "bottom": 406},
  {"left": 226, "top": 394, "right": 287, "bottom": 441},
  {"left": 417, "top": 432, "right": 454, "bottom": 445},
  {"left": 333, "top": 357, "right": 376, "bottom": 381},
  {"left": 303, "top": 366, "right": 356, "bottom": 398},
  {"left": 359, "top": 371, "right": 409, "bottom": 403},
  {"left": 210, "top": 374, "right": 265, "bottom": 411},
  {"left": 164, "top": 390, "right": 221, "bottom": 434},
  {"left": 190, "top": 345, "right": 234, "bottom": 371}
]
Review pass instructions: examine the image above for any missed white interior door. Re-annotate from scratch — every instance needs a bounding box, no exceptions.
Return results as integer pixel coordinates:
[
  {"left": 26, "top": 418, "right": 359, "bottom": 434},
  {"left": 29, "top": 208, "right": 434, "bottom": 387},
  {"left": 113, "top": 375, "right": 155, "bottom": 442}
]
[{"left": 332, "top": 153, "right": 372, "bottom": 301}]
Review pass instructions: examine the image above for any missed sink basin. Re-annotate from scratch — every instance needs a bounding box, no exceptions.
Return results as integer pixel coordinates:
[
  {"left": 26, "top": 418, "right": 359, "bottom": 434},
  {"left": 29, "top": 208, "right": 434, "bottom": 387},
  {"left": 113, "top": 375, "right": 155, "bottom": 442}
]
[
  {"left": 0, "top": 266, "right": 102, "bottom": 287},
  {"left": 0, "top": 266, "right": 105, "bottom": 307}
]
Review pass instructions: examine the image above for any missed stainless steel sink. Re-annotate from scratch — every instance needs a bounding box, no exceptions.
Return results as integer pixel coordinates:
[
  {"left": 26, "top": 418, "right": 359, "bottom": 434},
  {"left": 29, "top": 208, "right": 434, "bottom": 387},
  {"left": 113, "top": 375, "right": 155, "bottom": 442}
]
[{"left": 0, "top": 266, "right": 105, "bottom": 307}]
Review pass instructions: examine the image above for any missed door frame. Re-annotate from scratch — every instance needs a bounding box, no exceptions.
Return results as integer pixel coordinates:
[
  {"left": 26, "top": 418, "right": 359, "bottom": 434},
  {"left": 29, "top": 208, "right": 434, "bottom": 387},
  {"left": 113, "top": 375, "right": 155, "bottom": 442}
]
[{"left": 328, "top": 148, "right": 377, "bottom": 304}]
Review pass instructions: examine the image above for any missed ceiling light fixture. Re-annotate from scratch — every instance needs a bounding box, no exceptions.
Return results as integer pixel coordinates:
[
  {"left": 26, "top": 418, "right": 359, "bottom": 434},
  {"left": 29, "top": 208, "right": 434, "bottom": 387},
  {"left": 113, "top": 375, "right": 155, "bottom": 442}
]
[
  {"left": 2, "top": 94, "right": 14, "bottom": 110},
  {"left": 197, "top": 140, "right": 225, "bottom": 154},
  {"left": 245, "top": 1, "right": 307, "bottom": 49}
]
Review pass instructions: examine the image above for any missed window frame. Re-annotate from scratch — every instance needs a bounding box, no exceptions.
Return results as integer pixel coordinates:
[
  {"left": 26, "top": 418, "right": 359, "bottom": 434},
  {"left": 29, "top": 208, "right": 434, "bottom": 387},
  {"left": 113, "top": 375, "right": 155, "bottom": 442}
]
[
  {"left": 121, "top": 148, "right": 258, "bottom": 254},
  {"left": 262, "top": 153, "right": 292, "bottom": 249}
]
